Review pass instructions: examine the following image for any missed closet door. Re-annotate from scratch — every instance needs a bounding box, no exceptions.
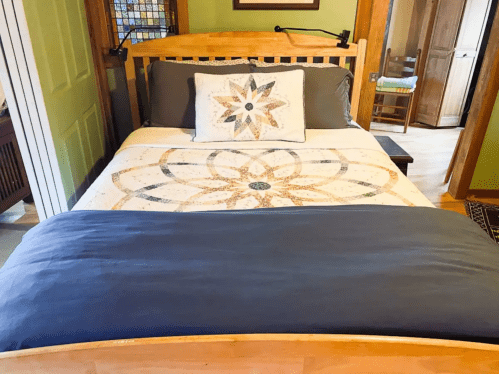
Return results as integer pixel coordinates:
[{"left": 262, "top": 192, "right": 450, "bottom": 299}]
[
  {"left": 22, "top": 0, "right": 105, "bottom": 207},
  {"left": 438, "top": 0, "right": 492, "bottom": 127},
  {"left": 415, "top": 0, "right": 467, "bottom": 127}
]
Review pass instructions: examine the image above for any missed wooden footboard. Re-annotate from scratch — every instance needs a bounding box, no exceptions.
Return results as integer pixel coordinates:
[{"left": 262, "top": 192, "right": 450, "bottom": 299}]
[{"left": 1, "top": 334, "right": 498, "bottom": 373}]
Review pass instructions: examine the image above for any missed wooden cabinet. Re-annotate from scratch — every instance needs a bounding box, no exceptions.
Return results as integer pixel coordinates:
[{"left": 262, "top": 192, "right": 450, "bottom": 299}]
[
  {"left": 0, "top": 116, "right": 31, "bottom": 214},
  {"left": 415, "top": 0, "right": 493, "bottom": 127}
]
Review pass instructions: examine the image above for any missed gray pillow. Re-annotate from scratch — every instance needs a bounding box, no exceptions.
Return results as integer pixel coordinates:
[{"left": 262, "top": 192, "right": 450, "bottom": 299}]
[
  {"left": 250, "top": 64, "right": 353, "bottom": 129},
  {"left": 148, "top": 61, "right": 252, "bottom": 128}
]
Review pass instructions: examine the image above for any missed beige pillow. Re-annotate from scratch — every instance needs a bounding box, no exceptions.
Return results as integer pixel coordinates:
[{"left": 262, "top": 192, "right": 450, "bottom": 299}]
[
  {"left": 250, "top": 59, "right": 338, "bottom": 68},
  {"left": 194, "top": 71, "right": 305, "bottom": 142},
  {"left": 165, "top": 58, "right": 250, "bottom": 66}
]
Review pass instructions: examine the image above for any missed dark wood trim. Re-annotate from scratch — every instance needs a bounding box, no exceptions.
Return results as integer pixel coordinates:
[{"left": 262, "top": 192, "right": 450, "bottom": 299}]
[
  {"left": 177, "top": 0, "right": 190, "bottom": 34},
  {"left": 233, "top": 0, "right": 320, "bottom": 10},
  {"left": 467, "top": 189, "right": 499, "bottom": 199},
  {"left": 84, "top": 0, "right": 118, "bottom": 155},
  {"left": 354, "top": 0, "right": 392, "bottom": 130},
  {"left": 449, "top": 5, "right": 499, "bottom": 199}
]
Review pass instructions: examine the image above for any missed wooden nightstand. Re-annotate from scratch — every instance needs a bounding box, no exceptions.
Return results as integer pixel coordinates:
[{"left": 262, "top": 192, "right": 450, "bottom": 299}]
[
  {"left": 374, "top": 135, "right": 414, "bottom": 176},
  {"left": 0, "top": 116, "right": 32, "bottom": 214}
]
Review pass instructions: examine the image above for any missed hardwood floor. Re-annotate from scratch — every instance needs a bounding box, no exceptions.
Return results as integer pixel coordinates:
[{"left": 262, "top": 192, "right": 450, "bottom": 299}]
[
  {"left": 0, "top": 202, "right": 39, "bottom": 225},
  {"left": 14, "top": 203, "right": 39, "bottom": 225},
  {"left": 370, "top": 122, "right": 499, "bottom": 215}
]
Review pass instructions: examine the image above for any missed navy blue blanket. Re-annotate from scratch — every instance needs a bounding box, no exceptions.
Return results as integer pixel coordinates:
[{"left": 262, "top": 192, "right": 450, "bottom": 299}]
[{"left": 1, "top": 206, "right": 498, "bottom": 351}]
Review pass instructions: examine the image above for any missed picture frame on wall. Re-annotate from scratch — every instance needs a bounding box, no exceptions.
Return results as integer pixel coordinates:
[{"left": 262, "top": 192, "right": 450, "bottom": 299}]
[{"left": 233, "top": 0, "right": 320, "bottom": 10}]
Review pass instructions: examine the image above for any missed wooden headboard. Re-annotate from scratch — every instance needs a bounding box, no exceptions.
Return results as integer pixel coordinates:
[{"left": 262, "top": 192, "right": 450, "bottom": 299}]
[{"left": 123, "top": 32, "right": 367, "bottom": 130}]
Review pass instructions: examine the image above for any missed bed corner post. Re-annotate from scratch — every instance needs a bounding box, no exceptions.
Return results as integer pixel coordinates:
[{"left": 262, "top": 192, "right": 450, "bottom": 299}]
[
  {"left": 123, "top": 40, "right": 142, "bottom": 130},
  {"left": 350, "top": 38, "right": 367, "bottom": 122}
]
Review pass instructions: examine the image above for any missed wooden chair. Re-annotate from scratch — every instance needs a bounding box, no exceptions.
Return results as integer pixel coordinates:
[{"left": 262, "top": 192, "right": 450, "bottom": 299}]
[{"left": 372, "top": 49, "right": 421, "bottom": 133}]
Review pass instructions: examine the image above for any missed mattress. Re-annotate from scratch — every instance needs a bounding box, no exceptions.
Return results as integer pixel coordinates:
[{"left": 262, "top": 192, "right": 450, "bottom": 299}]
[{"left": 73, "top": 127, "right": 433, "bottom": 211}]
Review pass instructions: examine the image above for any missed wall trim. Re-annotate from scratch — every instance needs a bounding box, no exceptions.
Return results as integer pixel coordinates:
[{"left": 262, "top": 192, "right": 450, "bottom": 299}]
[
  {"left": 467, "top": 189, "right": 499, "bottom": 199},
  {"left": 449, "top": 5, "right": 499, "bottom": 199}
]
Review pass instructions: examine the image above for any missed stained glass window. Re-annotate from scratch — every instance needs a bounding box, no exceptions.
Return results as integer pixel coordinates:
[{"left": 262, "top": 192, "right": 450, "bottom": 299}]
[{"left": 109, "top": 0, "right": 176, "bottom": 45}]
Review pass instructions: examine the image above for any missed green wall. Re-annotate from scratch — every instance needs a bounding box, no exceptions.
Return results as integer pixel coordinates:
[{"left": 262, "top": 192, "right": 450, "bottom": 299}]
[
  {"left": 188, "top": 1, "right": 358, "bottom": 38},
  {"left": 470, "top": 91, "right": 499, "bottom": 190},
  {"left": 23, "top": 0, "right": 105, "bottom": 205}
]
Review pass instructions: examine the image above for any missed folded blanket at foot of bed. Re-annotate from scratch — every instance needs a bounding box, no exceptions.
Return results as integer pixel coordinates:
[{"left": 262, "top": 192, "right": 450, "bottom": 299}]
[{"left": 0, "top": 205, "right": 498, "bottom": 352}]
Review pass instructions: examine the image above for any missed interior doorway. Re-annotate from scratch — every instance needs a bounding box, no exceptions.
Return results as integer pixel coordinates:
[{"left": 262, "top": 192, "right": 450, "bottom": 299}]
[
  {"left": 373, "top": 0, "right": 497, "bottom": 132},
  {"left": 370, "top": 0, "right": 499, "bottom": 205}
]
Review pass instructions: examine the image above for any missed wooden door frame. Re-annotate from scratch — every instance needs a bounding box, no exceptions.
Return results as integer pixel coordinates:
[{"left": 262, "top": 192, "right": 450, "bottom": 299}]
[
  {"left": 354, "top": 0, "right": 392, "bottom": 130},
  {"left": 356, "top": 0, "right": 499, "bottom": 199},
  {"left": 448, "top": 4, "right": 499, "bottom": 199},
  {"left": 84, "top": 0, "right": 117, "bottom": 157},
  {"left": 177, "top": 0, "right": 190, "bottom": 35}
]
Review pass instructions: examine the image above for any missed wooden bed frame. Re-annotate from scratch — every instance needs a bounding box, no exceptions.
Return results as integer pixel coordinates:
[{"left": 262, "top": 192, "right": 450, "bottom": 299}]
[
  {"left": 1, "top": 334, "right": 499, "bottom": 372},
  {"left": 2, "top": 32, "right": 499, "bottom": 372},
  {"left": 123, "top": 31, "right": 367, "bottom": 130}
]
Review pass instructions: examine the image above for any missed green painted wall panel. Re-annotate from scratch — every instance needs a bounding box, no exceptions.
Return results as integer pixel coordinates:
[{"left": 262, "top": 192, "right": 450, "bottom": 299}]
[
  {"left": 470, "top": 91, "right": 499, "bottom": 190},
  {"left": 23, "top": 0, "right": 104, "bottom": 202},
  {"left": 188, "top": 1, "right": 358, "bottom": 38}
]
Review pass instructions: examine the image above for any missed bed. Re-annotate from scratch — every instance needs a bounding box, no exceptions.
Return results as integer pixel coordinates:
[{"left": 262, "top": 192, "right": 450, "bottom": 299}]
[{"left": 1, "top": 32, "right": 499, "bottom": 373}]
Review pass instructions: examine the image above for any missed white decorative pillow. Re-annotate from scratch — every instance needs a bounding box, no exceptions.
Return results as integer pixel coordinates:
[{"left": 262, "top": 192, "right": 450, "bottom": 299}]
[{"left": 193, "top": 70, "right": 305, "bottom": 142}]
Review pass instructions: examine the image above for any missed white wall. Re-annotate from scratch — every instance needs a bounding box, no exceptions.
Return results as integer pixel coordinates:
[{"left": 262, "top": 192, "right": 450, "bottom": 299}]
[{"left": 386, "top": 0, "right": 416, "bottom": 55}]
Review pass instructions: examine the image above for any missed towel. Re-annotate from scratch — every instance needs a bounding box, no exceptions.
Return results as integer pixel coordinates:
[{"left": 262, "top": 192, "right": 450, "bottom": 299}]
[
  {"left": 376, "top": 86, "right": 415, "bottom": 94},
  {"left": 376, "top": 76, "right": 418, "bottom": 89}
]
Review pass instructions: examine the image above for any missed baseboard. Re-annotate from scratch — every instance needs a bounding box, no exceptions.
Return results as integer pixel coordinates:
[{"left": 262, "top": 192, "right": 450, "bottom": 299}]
[{"left": 467, "top": 189, "right": 499, "bottom": 199}]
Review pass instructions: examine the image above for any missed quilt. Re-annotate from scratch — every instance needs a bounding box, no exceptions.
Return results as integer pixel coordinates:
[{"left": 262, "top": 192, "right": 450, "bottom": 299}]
[{"left": 73, "top": 128, "right": 433, "bottom": 211}]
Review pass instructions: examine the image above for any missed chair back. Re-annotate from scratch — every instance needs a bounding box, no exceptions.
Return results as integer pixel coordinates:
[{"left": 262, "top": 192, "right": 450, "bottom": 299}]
[{"left": 382, "top": 49, "right": 421, "bottom": 78}]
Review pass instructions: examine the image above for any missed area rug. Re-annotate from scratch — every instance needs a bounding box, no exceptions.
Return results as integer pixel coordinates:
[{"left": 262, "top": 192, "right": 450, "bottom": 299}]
[{"left": 464, "top": 200, "right": 499, "bottom": 245}]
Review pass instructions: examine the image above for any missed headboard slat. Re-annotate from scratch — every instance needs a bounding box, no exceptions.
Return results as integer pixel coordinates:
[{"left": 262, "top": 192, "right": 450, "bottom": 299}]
[
  {"left": 143, "top": 57, "right": 151, "bottom": 103},
  {"left": 124, "top": 32, "right": 367, "bottom": 129},
  {"left": 350, "top": 39, "right": 367, "bottom": 122},
  {"left": 123, "top": 43, "right": 141, "bottom": 129}
]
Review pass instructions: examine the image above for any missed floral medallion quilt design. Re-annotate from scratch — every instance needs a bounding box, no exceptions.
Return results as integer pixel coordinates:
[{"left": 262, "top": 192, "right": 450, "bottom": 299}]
[{"left": 103, "top": 147, "right": 419, "bottom": 212}]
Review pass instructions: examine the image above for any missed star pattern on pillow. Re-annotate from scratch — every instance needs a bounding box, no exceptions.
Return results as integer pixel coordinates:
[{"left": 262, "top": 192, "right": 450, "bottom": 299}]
[{"left": 213, "top": 75, "right": 287, "bottom": 139}]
